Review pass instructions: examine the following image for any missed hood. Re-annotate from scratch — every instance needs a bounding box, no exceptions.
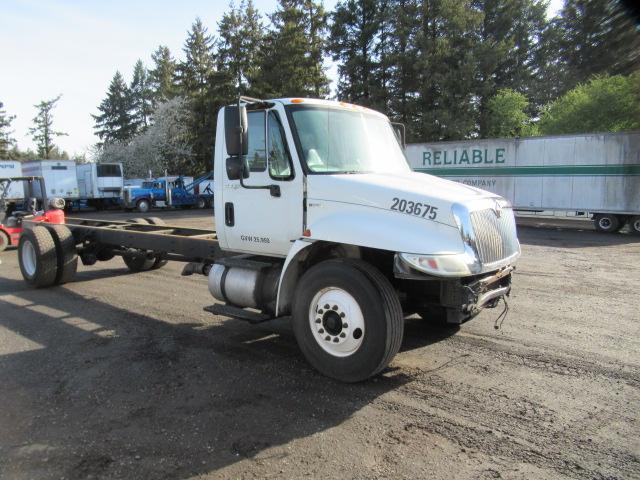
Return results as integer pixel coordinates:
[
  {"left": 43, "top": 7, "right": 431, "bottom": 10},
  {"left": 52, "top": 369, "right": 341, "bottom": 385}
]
[{"left": 307, "top": 171, "right": 498, "bottom": 227}]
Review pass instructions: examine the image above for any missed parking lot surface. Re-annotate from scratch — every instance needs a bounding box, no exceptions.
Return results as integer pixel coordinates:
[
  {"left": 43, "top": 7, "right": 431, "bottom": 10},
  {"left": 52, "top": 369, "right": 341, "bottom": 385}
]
[{"left": 0, "top": 210, "right": 638, "bottom": 479}]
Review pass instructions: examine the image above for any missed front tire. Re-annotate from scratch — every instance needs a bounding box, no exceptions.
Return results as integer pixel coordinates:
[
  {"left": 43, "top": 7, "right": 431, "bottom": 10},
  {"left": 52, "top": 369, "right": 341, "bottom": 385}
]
[
  {"left": 137, "top": 199, "right": 150, "bottom": 213},
  {"left": 18, "top": 226, "right": 58, "bottom": 287},
  {"left": 292, "top": 259, "right": 403, "bottom": 383},
  {"left": 630, "top": 215, "right": 640, "bottom": 236}
]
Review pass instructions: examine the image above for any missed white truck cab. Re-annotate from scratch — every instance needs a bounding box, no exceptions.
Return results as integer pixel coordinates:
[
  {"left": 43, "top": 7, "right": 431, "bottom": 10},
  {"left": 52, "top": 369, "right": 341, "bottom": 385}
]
[{"left": 210, "top": 97, "right": 520, "bottom": 381}]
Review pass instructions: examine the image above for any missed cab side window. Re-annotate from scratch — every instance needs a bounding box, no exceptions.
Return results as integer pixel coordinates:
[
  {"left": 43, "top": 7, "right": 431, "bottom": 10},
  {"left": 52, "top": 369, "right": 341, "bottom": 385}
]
[
  {"left": 267, "top": 111, "right": 293, "bottom": 179},
  {"left": 246, "top": 111, "right": 267, "bottom": 172}
]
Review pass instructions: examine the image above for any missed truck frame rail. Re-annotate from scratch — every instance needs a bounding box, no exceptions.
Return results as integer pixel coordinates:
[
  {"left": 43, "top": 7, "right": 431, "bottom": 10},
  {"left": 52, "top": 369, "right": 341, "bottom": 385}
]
[{"left": 57, "top": 217, "right": 222, "bottom": 262}]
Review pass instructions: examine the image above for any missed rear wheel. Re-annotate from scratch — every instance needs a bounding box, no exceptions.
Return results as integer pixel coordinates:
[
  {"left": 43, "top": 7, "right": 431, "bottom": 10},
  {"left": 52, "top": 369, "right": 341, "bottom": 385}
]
[
  {"left": 18, "top": 226, "right": 58, "bottom": 287},
  {"left": 44, "top": 224, "right": 78, "bottom": 285},
  {"left": 292, "top": 259, "right": 404, "bottom": 382},
  {"left": 197, "top": 197, "right": 207, "bottom": 209},
  {"left": 144, "top": 217, "right": 168, "bottom": 269},
  {"left": 630, "top": 216, "right": 640, "bottom": 236},
  {"left": 593, "top": 213, "right": 620, "bottom": 233}
]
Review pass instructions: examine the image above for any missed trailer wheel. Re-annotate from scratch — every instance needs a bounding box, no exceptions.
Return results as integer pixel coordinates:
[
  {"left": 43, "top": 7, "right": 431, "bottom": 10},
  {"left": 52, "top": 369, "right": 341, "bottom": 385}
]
[
  {"left": 0, "top": 231, "right": 9, "bottom": 253},
  {"left": 144, "top": 217, "right": 169, "bottom": 269},
  {"left": 136, "top": 199, "right": 150, "bottom": 213},
  {"left": 630, "top": 216, "right": 640, "bottom": 235},
  {"left": 593, "top": 213, "right": 620, "bottom": 233},
  {"left": 18, "top": 226, "right": 58, "bottom": 288},
  {"left": 44, "top": 224, "right": 78, "bottom": 285},
  {"left": 292, "top": 259, "right": 404, "bottom": 382}
]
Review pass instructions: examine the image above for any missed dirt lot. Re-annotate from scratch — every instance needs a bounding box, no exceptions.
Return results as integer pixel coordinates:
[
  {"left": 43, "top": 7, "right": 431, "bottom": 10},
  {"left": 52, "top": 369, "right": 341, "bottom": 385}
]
[{"left": 0, "top": 210, "right": 638, "bottom": 479}]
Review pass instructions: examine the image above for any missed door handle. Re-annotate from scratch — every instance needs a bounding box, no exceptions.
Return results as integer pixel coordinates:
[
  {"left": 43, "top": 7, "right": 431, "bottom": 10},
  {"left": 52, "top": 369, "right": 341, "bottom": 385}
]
[{"left": 225, "top": 202, "right": 234, "bottom": 227}]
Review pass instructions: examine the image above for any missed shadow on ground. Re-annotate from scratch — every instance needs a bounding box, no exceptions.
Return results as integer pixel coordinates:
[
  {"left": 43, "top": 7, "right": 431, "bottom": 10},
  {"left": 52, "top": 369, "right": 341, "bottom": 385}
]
[
  {"left": 517, "top": 224, "right": 639, "bottom": 248},
  {"left": 0, "top": 275, "right": 453, "bottom": 479}
]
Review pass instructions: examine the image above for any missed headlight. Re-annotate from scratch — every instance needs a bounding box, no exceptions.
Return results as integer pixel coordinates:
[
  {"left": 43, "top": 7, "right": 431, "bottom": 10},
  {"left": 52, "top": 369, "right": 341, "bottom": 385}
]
[{"left": 399, "top": 249, "right": 481, "bottom": 277}]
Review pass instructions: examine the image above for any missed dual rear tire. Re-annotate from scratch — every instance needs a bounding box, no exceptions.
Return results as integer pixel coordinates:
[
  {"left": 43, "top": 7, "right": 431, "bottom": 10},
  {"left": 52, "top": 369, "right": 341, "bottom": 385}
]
[{"left": 18, "top": 225, "right": 78, "bottom": 288}]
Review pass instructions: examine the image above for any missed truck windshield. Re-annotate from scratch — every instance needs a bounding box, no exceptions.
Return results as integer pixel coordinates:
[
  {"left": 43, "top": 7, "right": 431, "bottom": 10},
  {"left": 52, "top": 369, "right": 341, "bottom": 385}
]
[{"left": 287, "top": 105, "right": 410, "bottom": 174}]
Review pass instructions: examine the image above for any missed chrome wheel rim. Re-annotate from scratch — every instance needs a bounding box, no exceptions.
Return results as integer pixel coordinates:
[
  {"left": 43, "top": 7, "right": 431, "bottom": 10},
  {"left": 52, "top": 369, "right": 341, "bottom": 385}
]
[
  {"left": 21, "top": 239, "right": 37, "bottom": 277},
  {"left": 308, "top": 287, "right": 365, "bottom": 357}
]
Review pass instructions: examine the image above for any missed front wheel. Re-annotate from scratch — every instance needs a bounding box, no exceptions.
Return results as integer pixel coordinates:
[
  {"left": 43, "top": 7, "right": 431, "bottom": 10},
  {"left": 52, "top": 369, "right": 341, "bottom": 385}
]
[
  {"left": 292, "top": 259, "right": 404, "bottom": 383},
  {"left": 137, "top": 199, "right": 150, "bottom": 213}
]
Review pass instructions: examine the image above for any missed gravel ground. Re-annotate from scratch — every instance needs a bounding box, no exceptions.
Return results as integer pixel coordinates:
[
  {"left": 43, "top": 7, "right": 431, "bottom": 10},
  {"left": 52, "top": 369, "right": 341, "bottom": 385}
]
[{"left": 0, "top": 210, "right": 638, "bottom": 480}]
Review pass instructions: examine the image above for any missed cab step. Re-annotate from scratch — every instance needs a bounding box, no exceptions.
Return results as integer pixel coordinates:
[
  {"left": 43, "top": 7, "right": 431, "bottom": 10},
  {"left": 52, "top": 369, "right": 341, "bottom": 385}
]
[{"left": 204, "top": 304, "right": 273, "bottom": 324}]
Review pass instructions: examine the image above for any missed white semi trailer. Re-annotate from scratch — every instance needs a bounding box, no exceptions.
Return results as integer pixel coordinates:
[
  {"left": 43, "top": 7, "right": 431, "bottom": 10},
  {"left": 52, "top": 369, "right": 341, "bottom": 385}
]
[
  {"left": 0, "top": 160, "right": 25, "bottom": 200},
  {"left": 76, "top": 162, "right": 124, "bottom": 209},
  {"left": 22, "top": 160, "right": 79, "bottom": 203},
  {"left": 18, "top": 97, "right": 520, "bottom": 382},
  {"left": 405, "top": 132, "right": 640, "bottom": 234}
]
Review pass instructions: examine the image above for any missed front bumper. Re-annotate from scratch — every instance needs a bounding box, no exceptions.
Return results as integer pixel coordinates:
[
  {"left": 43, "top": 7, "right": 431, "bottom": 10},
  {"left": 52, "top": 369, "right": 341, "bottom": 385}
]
[{"left": 439, "top": 266, "right": 513, "bottom": 323}]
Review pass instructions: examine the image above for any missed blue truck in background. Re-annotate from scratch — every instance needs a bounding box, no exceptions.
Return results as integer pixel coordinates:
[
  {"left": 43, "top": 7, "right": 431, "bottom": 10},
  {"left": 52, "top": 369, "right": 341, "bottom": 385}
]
[{"left": 123, "top": 172, "right": 214, "bottom": 213}]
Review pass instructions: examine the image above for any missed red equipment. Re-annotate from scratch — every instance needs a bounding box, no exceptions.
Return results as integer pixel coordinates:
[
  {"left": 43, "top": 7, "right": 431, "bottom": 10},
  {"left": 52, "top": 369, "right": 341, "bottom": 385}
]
[{"left": 0, "top": 176, "right": 65, "bottom": 252}]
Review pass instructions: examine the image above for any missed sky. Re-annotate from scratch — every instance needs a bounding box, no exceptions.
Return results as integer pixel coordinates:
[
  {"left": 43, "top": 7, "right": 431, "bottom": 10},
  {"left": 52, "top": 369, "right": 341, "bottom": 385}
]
[{"left": 1, "top": 0, "right": 562, "bottom": 157}]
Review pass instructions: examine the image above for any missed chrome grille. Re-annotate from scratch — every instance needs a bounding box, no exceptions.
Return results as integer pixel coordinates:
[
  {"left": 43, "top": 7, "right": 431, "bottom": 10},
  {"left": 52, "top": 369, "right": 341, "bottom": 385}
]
[{"left": 470, "top": 208, "right": 519, "bottom": 265}]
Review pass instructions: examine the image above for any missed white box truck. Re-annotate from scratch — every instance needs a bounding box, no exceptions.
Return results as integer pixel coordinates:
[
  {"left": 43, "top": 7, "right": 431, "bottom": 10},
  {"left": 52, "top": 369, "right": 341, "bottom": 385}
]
[
  {"left": 18, "top": 97, "right": 520, "bottom": 382},
  {"left": 76, "top": 162, "right": 124, "bottom": 209},
  {"left": 22, "top": 160, "right": 79, "bottom": 203},
  {"left": 0, "top": 160, "right": 25, "bottom": 200},
  {"left": 405, "top": 132, "right": 640, "bottom": 234}
]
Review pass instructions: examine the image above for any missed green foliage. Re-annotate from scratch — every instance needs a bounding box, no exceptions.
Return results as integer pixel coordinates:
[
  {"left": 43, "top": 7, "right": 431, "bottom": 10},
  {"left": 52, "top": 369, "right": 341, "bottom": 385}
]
[
  {"left": 253, "top": 0, "right": 330, "bottom": 98},
  {"left": 93, "top": 72, "right": 137, "bottom": 144},
  {"left": 130, "top": 59, "right": 154, "bottom": 131},
  {"left": 28, "top": 95, "right": 68, "bottom": 159},
  {"left": 329, "top": 0, "right": 387, "bottom": 109},
  {"left": 555, "top": 0, "right": 640, "bottom": 93},
  {"left": 486, "top": 89, "right": 538, "bottom": 137},
  {"left": 217, "top": 0, "right": 264, "bottom": 95},
  {"left": 0, "top": 101, "right": 16, "bottom": 158},
  {"left": 149, "top": 46, "right": 178, "bottom": 103},
  {"left": 538, "top": 73, "right": 640, "bottom": 135}
]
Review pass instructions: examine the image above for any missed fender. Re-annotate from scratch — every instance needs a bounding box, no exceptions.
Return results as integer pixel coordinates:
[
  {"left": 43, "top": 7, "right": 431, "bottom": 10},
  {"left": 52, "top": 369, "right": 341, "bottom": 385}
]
[{"left": 276, "top": 239, "right": 314, "bottom": 316}]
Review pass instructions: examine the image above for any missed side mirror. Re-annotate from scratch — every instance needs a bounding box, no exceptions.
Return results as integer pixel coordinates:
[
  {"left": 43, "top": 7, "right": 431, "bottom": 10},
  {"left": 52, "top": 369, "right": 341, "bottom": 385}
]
[
  {"left": 226, "top": 156, "right": 249, "bottom": 181},
  {"left": 225, "top": 105, "right": 248, "bottom": 156}
]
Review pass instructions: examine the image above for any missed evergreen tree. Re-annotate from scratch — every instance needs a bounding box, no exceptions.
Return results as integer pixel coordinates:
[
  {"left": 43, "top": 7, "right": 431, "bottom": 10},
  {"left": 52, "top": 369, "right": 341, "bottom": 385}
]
[
  {"left": 217, "top": 0, "right": 264, "bottom": 95},
  {"left": 474, "top": 0, "right": 549, "bottom": 137},
  {"left": 386, "top": 0, "right": 421, "bottom": 137},
  {"left": 93, "top": 71, "right": 137, "bottom": 144},
  {"left": 178, "top": 18, "right": 217, "bottom": 173},
  {"left": 415, "top": 0, "right": 482, "bottom": 141},
  {"left": 0, "top": 101, "right": 16, "bottom": 158},
  {"left": 178, "top": 18, "right": 216, "bottom": 94},
  {"left": 557, "top": 0, "right": 640, "bottom": 92},
  {"left": 28, "top": 95, "right": 68, "bottom": 159},
  {"left": 254, "top": 0, "right": 329, "bottom": 98},
  {"left": 149, "top": 45, "right": 179, "bottom": 103},
  {"left": 130, "top": 59, "right": 154, "bottom": 131},
  {"left": 329, "top": 0, "right": 385, "bottom": 107}
]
